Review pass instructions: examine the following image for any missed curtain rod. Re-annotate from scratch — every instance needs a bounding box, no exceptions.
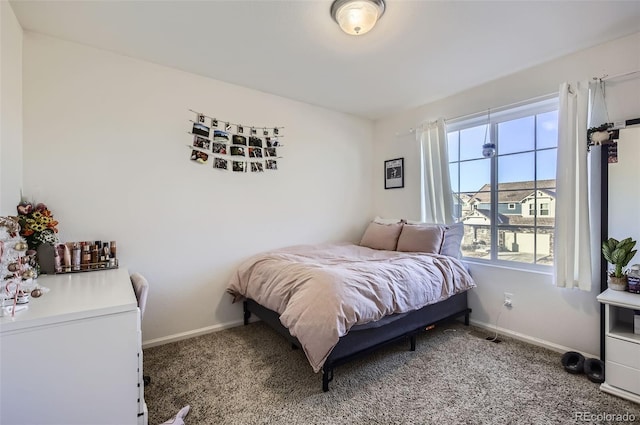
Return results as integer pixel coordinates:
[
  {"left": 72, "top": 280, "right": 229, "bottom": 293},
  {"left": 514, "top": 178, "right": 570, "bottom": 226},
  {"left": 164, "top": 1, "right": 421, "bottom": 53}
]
[
  {"left": 396, "top": 72, "right": 638, "bottom": 137},
  {"left": 594, "top": 69, "right": 640, "bottom": 82},
  {"left": 443, "top": 92, "right": 557, "bottom": 125},
  {"left": 396, "top": 91, "right": 557, "bottom": 137}
]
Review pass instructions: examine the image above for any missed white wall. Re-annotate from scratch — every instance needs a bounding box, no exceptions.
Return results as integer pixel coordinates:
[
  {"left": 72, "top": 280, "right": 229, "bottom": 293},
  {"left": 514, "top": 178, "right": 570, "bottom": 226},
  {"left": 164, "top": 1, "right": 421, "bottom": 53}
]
[
  {"left": 0, "top": 0, "right": 23, "bottom": 215},
  {"left": 373, "top": 32, "right": 640, "bottom": 356},
  {"left": 22, "top": 33, "right": 374, "bottom": 344}
]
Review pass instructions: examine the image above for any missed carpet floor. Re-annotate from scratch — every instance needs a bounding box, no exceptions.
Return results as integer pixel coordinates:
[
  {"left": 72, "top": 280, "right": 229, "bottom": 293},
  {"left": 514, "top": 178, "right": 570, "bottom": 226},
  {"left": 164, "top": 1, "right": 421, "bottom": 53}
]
[{"left": 143, "top": 322, "right": 640, "bottom": 424}]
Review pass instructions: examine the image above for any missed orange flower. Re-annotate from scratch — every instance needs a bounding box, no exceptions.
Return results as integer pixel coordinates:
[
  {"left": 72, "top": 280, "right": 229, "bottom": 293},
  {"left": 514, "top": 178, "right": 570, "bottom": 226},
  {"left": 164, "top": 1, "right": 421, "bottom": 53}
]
[{"left": 23, "top": 229, "right": 34, "bottom": 236}]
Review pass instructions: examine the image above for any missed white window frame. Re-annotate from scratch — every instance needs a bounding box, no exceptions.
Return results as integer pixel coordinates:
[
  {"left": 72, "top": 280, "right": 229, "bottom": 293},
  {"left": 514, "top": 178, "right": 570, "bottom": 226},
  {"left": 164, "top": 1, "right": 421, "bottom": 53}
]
[
  {"left": 447, "top": 95, "right": 558, "bottom": 271},
  {"left": 507, "top": 203, "right": 516, "bottom": 210}
]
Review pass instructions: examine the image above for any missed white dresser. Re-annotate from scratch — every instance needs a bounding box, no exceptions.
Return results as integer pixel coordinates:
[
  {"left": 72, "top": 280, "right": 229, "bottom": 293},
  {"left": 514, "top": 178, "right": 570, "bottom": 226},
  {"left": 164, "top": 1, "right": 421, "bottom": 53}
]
[
  {"left": 0, "top": 268, "right": 148, "bottom": 425},
  {"left": 597, "top": 289, "right": 640, "bottom": 404}
]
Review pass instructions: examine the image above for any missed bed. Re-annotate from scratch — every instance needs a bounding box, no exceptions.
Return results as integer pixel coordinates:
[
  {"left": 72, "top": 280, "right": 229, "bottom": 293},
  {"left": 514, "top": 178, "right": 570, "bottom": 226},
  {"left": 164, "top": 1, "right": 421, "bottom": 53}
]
[{"left": 227, "top": 221, "right": 476, "bottom": 391}]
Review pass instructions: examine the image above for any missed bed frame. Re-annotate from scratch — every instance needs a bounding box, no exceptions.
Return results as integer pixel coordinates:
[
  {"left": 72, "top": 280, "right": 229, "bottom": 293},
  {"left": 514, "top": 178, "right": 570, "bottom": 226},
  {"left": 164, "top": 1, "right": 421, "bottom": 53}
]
[{"left": 243, "top": 291, "right": 471, "bottom": 392}]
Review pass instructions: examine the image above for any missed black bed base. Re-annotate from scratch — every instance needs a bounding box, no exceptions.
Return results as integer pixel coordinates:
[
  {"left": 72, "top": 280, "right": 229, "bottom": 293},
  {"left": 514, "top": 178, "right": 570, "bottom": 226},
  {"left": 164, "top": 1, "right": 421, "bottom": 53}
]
[{"left": 243, "top": 291, "right": 471, "bottom": 392}]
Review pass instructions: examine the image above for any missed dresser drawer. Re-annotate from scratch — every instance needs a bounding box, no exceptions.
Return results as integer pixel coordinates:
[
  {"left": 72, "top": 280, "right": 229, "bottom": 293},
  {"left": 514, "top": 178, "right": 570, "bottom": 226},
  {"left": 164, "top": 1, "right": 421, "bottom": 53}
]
[
  {"left": 605, "top": 361, "right": 640, "bottom": 395},
  {"left": 606, "top": 336, "right": 640, "bottom": 369}
]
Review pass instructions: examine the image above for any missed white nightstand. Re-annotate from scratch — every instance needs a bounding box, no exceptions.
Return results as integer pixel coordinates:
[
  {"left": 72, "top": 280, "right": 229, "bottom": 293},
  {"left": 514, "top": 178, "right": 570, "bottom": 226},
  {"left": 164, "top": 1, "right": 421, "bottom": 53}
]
[{"left": 597, "top": 288, "right": 640, "bottom": 404}]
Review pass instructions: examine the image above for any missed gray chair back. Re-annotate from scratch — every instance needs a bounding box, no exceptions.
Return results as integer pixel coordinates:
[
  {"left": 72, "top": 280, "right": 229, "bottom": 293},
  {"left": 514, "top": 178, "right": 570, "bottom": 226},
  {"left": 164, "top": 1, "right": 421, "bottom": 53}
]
[{"left": 130, "top": 272, "right": 149, "bottom": 319}]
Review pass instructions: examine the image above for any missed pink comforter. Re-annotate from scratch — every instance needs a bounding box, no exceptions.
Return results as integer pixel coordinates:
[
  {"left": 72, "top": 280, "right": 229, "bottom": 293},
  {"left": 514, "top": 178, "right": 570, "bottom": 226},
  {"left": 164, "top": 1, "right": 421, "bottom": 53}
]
[{"left": 227, "top": 243, "right": 476, "bottom": 373}]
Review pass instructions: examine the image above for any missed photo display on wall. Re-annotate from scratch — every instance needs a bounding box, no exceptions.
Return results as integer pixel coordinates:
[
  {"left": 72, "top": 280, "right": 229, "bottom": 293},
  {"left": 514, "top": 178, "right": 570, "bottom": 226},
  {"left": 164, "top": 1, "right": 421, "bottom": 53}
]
[{"left": 186, "top": 110, "right": 283, "bottom": 173}]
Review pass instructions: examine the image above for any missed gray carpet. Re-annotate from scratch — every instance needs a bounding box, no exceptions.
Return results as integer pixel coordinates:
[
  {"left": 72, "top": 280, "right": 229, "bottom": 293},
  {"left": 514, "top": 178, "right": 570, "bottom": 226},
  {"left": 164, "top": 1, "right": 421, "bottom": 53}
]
[{"left": 143, "top": 322, "right": 640, "bottom": 424}]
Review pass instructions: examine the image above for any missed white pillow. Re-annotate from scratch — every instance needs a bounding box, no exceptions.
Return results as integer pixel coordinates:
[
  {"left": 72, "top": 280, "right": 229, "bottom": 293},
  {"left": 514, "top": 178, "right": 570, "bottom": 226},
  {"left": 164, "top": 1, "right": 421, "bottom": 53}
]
[
  {"left": 441, "top": 223, "right": 464, "bottom": 259},
  {"left": 373, "top": 216, "right": 404, "bottom": 225}
]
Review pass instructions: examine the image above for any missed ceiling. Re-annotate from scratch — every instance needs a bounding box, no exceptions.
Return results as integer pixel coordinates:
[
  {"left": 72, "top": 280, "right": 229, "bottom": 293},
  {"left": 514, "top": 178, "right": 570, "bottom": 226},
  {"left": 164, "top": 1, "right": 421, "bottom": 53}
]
[{"left": 9, "top": 0, "right": 640, "bottom": 120}]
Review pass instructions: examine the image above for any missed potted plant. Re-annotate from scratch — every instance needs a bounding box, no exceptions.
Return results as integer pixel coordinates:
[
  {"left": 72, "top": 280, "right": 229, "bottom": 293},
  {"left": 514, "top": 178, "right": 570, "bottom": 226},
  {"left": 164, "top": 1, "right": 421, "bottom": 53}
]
[{"left": 602, "top": 237, "right": 637, "bottom": 291}]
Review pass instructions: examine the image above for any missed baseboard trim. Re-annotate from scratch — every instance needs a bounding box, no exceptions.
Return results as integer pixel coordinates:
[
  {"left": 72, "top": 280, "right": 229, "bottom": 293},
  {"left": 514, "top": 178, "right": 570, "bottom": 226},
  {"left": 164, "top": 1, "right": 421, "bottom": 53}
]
[
  {"left": 142, "top": 319, "right": 249, "bottom": 349},
  {"left": 469, "top": 319, "right": 599, "bottom": 360},
  {"left": 143, "top": 317, "right": 598, "bottom": 360}
]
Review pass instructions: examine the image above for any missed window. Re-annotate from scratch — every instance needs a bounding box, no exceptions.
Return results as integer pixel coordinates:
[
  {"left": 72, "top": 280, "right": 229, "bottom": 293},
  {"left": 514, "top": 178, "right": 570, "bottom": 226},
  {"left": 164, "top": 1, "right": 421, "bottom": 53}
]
[
  {"left": 540, "top": 203, "right": 550, "bottom": 216},
  {"left": 447, "top": 97, "right": 558, "bottom": 268}
]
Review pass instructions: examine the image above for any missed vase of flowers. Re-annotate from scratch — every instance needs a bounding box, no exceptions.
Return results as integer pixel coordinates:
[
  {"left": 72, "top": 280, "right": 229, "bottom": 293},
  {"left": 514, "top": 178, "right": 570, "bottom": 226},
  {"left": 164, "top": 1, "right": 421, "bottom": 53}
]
[{"left": 16, "top": 201, "right": 60, "bottom": 252}]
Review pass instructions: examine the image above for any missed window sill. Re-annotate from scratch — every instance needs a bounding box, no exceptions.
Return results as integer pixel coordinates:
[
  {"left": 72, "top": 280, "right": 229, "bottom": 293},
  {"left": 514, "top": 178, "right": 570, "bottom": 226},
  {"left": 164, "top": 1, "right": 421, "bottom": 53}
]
[{"left": 462, "top": 258, "right": 553, "bottom": 276}]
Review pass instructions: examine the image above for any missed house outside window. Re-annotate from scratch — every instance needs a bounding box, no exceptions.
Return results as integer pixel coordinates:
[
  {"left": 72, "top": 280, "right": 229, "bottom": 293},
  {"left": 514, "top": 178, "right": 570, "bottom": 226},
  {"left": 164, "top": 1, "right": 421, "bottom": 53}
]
[{"left": 447, "top": 96, "right": 558, "bottom": 269}]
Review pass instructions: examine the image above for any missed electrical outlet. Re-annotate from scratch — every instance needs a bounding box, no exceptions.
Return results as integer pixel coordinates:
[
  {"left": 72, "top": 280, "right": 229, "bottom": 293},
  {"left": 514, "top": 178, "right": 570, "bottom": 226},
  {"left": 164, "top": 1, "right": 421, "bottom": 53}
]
[{"left": 504, "top": 292, "right": 513, "bottom": 308}]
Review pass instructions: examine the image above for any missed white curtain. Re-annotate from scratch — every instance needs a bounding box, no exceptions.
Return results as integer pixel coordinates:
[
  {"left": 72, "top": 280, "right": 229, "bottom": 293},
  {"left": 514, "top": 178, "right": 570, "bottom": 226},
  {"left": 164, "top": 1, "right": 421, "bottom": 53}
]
[
  {"left": 554, "top": 82, "right": 592, "bottom": 291},
  {"left": 419, "top": 119, "right": 454, "bottom": 224}
]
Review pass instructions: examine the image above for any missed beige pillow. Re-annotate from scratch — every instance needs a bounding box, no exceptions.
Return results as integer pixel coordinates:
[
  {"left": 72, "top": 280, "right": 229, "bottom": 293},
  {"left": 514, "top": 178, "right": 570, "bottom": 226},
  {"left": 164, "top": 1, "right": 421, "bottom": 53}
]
[
  {"left": 359, "top": 222, "right": 404, "bottom": 251},
  {"left": 402, "top": 221, "right": 465, "bottom": 258},
  {"left": 396, "top": 224, "right": 445, "bottom": 254}
]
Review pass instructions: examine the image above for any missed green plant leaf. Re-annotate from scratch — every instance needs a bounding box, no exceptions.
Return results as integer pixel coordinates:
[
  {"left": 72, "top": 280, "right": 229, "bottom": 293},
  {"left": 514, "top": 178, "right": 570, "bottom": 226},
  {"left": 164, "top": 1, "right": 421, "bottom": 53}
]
[
  {"left": 611, "top": 248, "right": 627, "bottom": 264},
  {"left": 623, "top": 249, "right": 638, "bottom": 267},
  {"left": 620, "top": 240, "right": 637, "bottom": 252},
  {"left": 602, "top": 243, "right": 612, "bottom": 262}
]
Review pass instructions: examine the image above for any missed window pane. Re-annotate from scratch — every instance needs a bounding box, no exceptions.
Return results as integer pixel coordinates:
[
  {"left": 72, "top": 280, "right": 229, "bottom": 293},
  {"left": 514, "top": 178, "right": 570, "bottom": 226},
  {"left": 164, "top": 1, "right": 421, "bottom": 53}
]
[
  {"left": 459, "top": 159, "right": 490, "bottom": 192},
  {"left": 456, "top": 157, "right": 492, "bottom": 260},
  {"left": 522, "top": 181, "right": 555, "bottom": 265},
  {"left": 537, "top": 148, "right": 557, "bottom": 181},
  {"left": 498, "top": 116, "right": 534, "bottom": 155},
  {"left": 536, "top": 225, "right": 554, "bottom": 265},
  {"left": 498, "top": 152, "right": 535, "bottom": 184},
  {"left": 447, "top": 131, "right": 459, "bottom": 162},
  {"left": 449, "top": 163, "right": 459, "bottom": 195},
  {"left": 497, "top": 189, "right": 527, "bottom": 216},
  {"left": 459, "top": 124, "right": 488, "bottom": 161},
  {"left": 497, "top": 226, "right": 536, "bottom": 264},
  {"left": 497, "top": 226, "right": 554, "bottom": 265},
  {"left": 461, "top": 191, "right": 492, "bottom": 260},
  {"left": 537, "top": 110, "right": 558, "bottom": 149}
]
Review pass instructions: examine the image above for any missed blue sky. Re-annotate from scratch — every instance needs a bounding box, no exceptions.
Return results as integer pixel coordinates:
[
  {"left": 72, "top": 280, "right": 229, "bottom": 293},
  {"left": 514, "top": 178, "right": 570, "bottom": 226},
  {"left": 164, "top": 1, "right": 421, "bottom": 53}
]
[{"left": 448, "top": 110, "right": 558, "bottom": 193}]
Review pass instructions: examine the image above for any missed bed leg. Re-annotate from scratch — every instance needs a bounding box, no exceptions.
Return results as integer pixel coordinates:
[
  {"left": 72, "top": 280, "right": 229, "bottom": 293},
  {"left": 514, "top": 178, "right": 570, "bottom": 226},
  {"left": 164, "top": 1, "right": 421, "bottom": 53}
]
[
  {"left": 243, "top": 301, "right": 251, "bottom": 325},
  {"left": 464, "top": 309, "right": 470, "bottom": 326},
  {"left": 409, "top": 334, "right": 417, "bottom": 351},
  {"left": 322, "top": 368, "right": 333, "bottom": 392}
]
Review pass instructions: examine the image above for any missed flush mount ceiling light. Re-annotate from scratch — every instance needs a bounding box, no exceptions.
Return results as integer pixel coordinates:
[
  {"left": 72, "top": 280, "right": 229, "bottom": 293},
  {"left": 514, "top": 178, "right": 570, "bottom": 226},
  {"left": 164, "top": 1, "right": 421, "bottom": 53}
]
[{"left": 330, "top": 0, "right": 386, "bottom": 36}]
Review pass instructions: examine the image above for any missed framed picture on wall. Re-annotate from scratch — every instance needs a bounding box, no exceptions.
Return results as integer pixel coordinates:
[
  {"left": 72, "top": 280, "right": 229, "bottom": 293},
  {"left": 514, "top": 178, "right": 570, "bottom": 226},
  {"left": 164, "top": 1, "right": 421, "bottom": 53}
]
[{"left": 384, "top": 158, "right": 404, "bottom": 189}]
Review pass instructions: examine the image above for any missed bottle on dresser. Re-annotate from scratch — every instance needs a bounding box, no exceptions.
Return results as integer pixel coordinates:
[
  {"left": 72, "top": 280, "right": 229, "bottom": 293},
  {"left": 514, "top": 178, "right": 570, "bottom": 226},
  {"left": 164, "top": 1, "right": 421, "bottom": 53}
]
[{"left": 109, "top": 241, "right": 117, "bottom": 267}]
